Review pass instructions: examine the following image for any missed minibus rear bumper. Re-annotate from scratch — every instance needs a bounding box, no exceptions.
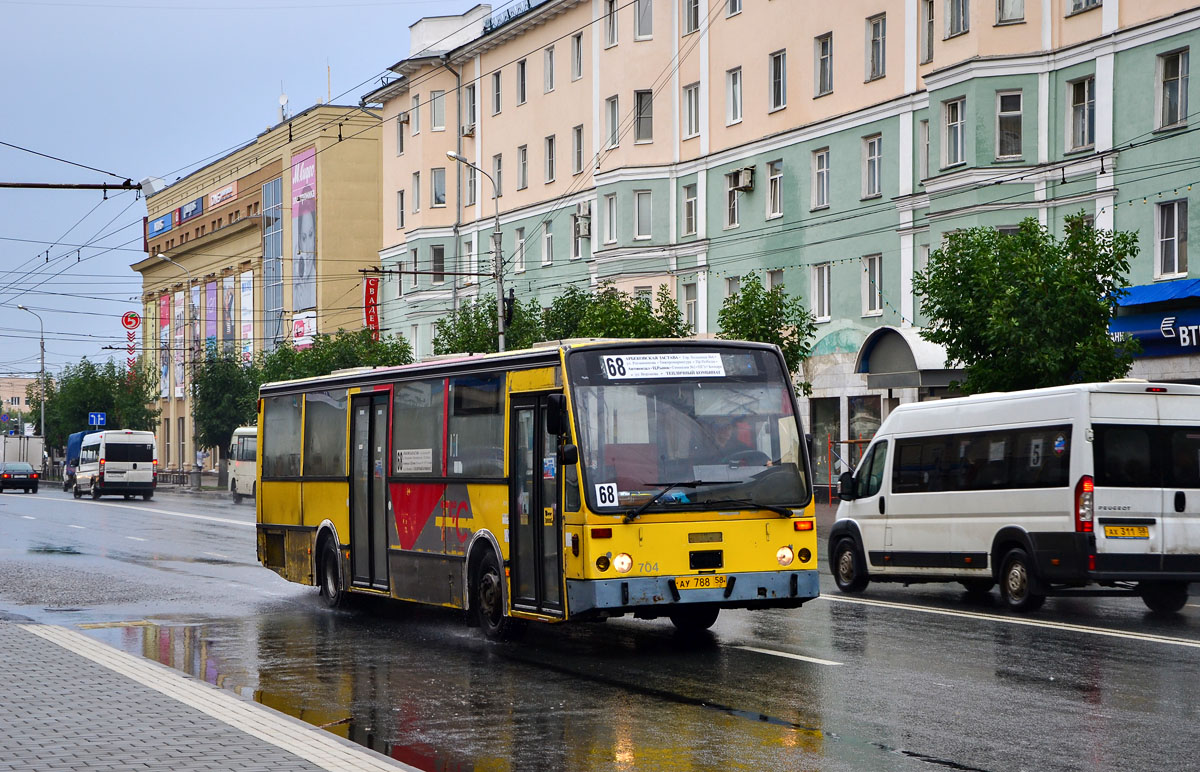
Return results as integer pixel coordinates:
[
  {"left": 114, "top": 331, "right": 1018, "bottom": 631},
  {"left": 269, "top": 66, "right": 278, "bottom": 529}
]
[
  {"left": 565, "top": 569, "right": 819, "bottom": 617},
  {"left": 1030, "top": 532, "right": 1200, "bottom": 584}
]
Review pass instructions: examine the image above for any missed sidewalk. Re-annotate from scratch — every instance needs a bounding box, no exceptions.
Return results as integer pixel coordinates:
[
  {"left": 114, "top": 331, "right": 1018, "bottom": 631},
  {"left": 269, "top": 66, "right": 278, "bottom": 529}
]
[{"left": 0, "top": 619, "right": 417, "bottom": 772}]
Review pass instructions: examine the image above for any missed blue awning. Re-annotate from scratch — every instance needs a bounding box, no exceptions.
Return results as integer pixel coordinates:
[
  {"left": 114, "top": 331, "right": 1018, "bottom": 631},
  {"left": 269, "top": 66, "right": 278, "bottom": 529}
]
[{"left": 1119, "top": 279, "right": 1200, "bottom": 306}]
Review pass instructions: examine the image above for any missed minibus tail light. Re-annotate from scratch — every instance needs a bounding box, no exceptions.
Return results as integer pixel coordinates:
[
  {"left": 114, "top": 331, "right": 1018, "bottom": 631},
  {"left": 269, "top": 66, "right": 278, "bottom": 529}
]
[{"left": 1075, "top": 475, "right": 1094, "bottom": 533}]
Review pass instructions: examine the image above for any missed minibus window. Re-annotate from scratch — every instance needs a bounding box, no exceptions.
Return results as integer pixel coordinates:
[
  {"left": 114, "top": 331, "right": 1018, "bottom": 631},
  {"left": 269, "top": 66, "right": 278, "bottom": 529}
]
[
  {"left": 857, "top": 441, "right": 887, "bottom": 498},
  {"left": 1168, "top": 430, "right": 1200, "bottom": 488},
  {"left": 1094, "top": 425, "right": 1155, "bottom": 488}
]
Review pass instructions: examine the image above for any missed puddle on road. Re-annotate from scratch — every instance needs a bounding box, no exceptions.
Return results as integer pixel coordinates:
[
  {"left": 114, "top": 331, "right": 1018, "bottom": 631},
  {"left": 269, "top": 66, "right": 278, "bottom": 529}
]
[{"left": 28, "top": 545, "right": 82, "bottom": 555}]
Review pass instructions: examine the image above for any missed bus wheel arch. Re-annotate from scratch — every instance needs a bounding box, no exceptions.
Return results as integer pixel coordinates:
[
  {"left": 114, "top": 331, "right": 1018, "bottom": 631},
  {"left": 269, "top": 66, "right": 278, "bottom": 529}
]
[{"left": 466, "top": 537, "right": 520, "bottom": 640}]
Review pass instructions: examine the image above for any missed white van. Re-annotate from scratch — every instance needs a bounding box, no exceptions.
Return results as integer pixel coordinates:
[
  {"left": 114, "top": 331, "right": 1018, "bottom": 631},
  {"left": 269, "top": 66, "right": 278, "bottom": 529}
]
[
  {"left": 831, "top": 381, "right": 1200, "bottom": 613},
  {"left": 73, "top": 430, "right": 157, "bottom": 501},
  {"left": 228, "top": 426, "right": 257, "bottom": 504}
]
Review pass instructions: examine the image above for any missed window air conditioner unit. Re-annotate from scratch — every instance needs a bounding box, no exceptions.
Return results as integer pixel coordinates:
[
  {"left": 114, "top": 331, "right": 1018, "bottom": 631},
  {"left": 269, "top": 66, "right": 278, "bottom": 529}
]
[
  {"left": 461, "top": 123, "right": 476, "bottom": 137},
  {"left": 574, "top": 202, "right": 591, "bottom": 238},
  {"left": 397, "top": 111, "right": 410, "bottom": 124},
  {"left": 733, "top": 166, "right": 754, "bottom": 191}
]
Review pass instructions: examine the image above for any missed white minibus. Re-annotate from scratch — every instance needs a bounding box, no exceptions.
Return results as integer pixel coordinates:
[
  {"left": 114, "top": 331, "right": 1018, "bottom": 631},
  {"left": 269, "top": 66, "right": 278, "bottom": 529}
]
[
  {"left": 73, "top": 430, "right": 157, "bottom": 501},
  {"left": 832, "top": 380, "right": 1200, "bottom": 613},
  {"left": 228, "top": 426, "right": 257, "bottom": 504}
]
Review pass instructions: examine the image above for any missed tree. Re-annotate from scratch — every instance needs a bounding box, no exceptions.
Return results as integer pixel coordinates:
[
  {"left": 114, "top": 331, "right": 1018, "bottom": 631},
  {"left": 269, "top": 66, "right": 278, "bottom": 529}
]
[
  {"left": 716, "top": 272, "right": 818, "bottom": 393},
  {"left": 256, "top": 328, "right": 413, "bottom": 383},
  {"left": 433, "top": 293, "right": 545, "bottom": 354},
  {"left": 573, "top": 283, "right": 691, "bottom": 339},
  {"left": 191, "top": 344, "right": 259, "bottom": 487},
  {"left": 37, "top": 359, "right": 159, "bottom": 449},
  {"left": 912, "top": 214, "right": 1138, "bottom": 394}
]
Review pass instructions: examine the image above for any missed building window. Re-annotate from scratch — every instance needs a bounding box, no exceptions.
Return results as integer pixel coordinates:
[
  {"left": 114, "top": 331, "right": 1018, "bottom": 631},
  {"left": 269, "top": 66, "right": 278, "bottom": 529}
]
[
  {"left": 683, "top": 0, "right": 699, "bottom": 34},
  {"left": 11, "top": 396, "right": 20, "bottom": 407},
  {"left": 411, "top": 95, "right": 420, "bottom": 134},
  {"left": 919, "top": 119, "right": 930, "bottom": 180},
  {"left": 944, "top": 97, "right": 966, "bottom": 166},
  {"left": 862, "top": 135, "right": 882, "bottom": 198},
  {"left": 396, "top": 190, "right": 405, "bottom": 228},
  {"left": 997, "top": 0, "right": 1024, "bottom": 23},
  {"left": 517, "top": 145, "right": 528, "bottom": 190},
  {"left": 1070, "top": 0, "right": 1101, "bottom": 12},
  {"left": 867, "top": 15, "right": 886, "bottom": 81},
  {"left": 606, "top": 95, "right": 620, "bottom": 147},
  {"left": 545, "top": 135, "right": 556, "bottom": 182},
  {"left": 463, "top": 239, "right": 475, "bottom": 284},
  {"left": 492, "top": 154, "right": 502, "bottom": 197},
  {"left": 815, "top": 33, "right": 833, "bottom": 96},
  {"left": 726, "top": 276, "right": 740, "bottom": 297},
  {"left": 812, "top": 148, "right": 830, "bottom": 209},
  {"left": 727, "top": 0, "right": 741, "bottom": 15},
  {"left": 922, "top": 0, "right": 934, "bottom": 63},
  {"left": 604, "top": 193, "right": 617, "bottom": 243},
  {"left": 572, "top": 125, "right": 584, "bottom": 174},
  {"left": 725, "top": 172, "right": 740, "bottom": 228},
  {"left": 768, "top": 269, "right": 784, "bottom": 290},
  {"left": 542, "top": 223, "right": 553, "bottom": 265},
  {"left": 514, "top": 227, "right": 526, "bottom": 272},
  {"left": 1159, "top": 50, "right": 1189, "bottom": 129},
  {"left": 465, "top": 166, "right": 477, "bottom": 207},
  {"left": 634, "top": 190, "right": 652, "bottom": 239},
  {"left": 996, "top": 91, "right": 1023, "bottom": 158},
  {"left": 464, "top": 83, "right": 476, "bottom": 130},
  {"left": 492, "top": 71, "right": 502, "bottom": 114},
  {"left": 409, "top": 249, "right": 418, "bottom": 288},
  {"left": 395, "top": 116, "right": 405, "bottom": 155},
  {"left": 767, "top": 160, "right": 783, "bottom": 218},
  {"left": 517, "top": 59, "right": 527, "bottom": 104},
  {"left": 684, "top": 282, "right": 697, "bottom": 331},
  {"left": 1070, "top": 77, "right": 1095, "bottom": 150},
  {"left": 862, "top": 254, "right": 882, "bottom": 315},
  {"left": 571, "top": 33, "right": 583, "bottom": 80},
  {"left": 412, "top": 172, "right": 420, "bottom": 211},
  {"left": 948, "top": 0, "right": 969, "bottom": 36},
  {"left": 431, "top": 245, "right": 444, "bottom": 285},
  {"left": 769, "top": 50, "right": 787, "bottom": 110},
  {"left": 572, "top": 214, "right": 584, "bottom": 260},
  {"left": 813, "top": 263, "right": 831, "bottom": 321},
  {"left": 431, "top": 167, "right": 446, "bottom": 207},
  {"left": 1158, "top": 200, "right": 1189, "bottom": 278},
  {"left": 605, "top": 0, "right": 618, "bottom": 46},
  {"left": 544, "top": 46, "right": 555, "bottom": 93},
  {"left": 636, "top": 0, "right": 653, "bottom": 38},
  {"left": 430, "top": 90, "right": 445, "bottom": 130},
  {"left": 683, "top": 183, "right": 697, "bottom": 235},
  {"left": 683, "top": 82, "right": 700, "bottom": 138},
  {"left": 635, "top": 90, "right": 654, "bottom": 141},
  {"left": 726, "top": 67, "right": 742, "bottom": 124}
]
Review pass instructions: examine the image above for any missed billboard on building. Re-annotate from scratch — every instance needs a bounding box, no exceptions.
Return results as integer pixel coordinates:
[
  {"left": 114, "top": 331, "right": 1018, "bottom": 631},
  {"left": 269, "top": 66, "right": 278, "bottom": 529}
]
[
  {"left": 240, "top": 271, "right": 254, "bottom": 365},
  {"left": 222, "top": 276, "right": 235, "bottom": 352},
  {"left": 173, "top": 290, "right": 185, "bottom": 399},
  {"left": 159, "top": 295, "right": 170, "bottom": 399},
  {"left": 291, "top": 147, "right": 317, "bottom": 312},
  {"left": 205, "top": 282, "right": 218, "bottom": 347},
  {"left": 292, "top": 311, "right": 316, "bottom": 350},
  {"left": 364, "top": 277, "right": 380, "bottom": 340},
  {"left": 190, "top": 286, "right": 202, "bottom": 362}
]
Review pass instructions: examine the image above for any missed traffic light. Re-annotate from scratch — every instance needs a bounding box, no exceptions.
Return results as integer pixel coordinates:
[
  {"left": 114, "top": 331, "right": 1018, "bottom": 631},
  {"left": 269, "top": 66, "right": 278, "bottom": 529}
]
[{"left": 503, "top": 288, "right": 515, "bottom": 326}]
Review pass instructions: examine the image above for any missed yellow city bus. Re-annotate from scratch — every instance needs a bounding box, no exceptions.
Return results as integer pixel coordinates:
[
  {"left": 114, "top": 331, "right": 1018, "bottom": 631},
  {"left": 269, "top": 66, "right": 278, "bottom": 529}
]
[{"left": 256, "top": 339, "right": 818, "bottom": 638}]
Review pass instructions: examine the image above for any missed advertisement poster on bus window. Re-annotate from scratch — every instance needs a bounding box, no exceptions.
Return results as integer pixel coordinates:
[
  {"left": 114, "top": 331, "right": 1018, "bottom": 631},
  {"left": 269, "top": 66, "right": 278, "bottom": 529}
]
[
  {"left": 222, "top": 276, "right": 235, "bottom": 352},
  {"left": 205, "top": 282, "right": 217, "bottom": 347},
  {"left": 239, "top": 271, "right": 253, "bottom": 365},
  {"left": 159, "top": 295, "right": 170, "bottom": 398},
  {"left": 173, "top": 290, "right": 185, "bottom": 398},
  {"left": 190, "top": 285, "right": 202, "bottom": 362},
  {"left": 291, "top": 147, "right": 317, "bottom": 312}
]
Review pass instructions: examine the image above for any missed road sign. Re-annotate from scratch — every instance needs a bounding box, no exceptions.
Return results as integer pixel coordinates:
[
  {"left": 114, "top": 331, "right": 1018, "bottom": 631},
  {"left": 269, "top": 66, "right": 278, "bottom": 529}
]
[
  {"left": 121, "top": 311, "right": 141, "bottom": 330},
  {"left": 88, "top": 412, "right": 106, "bottom": 427}
]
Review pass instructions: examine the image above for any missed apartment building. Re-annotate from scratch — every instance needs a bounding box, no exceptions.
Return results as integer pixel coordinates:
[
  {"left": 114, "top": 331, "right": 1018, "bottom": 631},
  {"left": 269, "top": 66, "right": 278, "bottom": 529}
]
[
  {"left": 364, "top": 0, "right": 1199, "bottom": 479},
  {"left": 131, "top": 104, "right": 381, "bottom": 471}
]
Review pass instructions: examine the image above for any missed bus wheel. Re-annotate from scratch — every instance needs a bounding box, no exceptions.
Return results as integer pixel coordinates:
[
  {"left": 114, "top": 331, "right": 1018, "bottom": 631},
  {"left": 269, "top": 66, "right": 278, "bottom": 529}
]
[
  {"left": 832, "top": 537, "right": 869, "bottom": 593},
  {"left": 999, "top": 548, "right": 1045, "bottom": 612},
  {"left": 473, "top": 551, "right": 519, "bottom": 640},
  {"left": 669, "top": 605, "right": 719, "bottom": 633},
  {"left": 319, "top": 543, "right": 345, "bottom": 608},
  {"left": 1141, "top": 581, "right": 1188, "bottom": 613}
]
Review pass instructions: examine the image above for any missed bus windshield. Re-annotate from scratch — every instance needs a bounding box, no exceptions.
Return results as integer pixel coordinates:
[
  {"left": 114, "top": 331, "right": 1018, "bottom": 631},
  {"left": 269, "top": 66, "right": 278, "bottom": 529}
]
[{"left": 568, "top": 346, "right": 809, "bottom": 515}]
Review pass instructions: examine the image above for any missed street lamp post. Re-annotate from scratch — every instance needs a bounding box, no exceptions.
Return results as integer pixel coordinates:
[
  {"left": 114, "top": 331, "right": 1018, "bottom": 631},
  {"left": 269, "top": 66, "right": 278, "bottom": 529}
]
[
  {"left": 157, "top": 253, "right": 197, "bottom": 487},
  {"left": 446, "top": 150, "right": 505, "bottom": 352},
  {"left": 16, "top": 305, "right": 44, "bottom": 451}
]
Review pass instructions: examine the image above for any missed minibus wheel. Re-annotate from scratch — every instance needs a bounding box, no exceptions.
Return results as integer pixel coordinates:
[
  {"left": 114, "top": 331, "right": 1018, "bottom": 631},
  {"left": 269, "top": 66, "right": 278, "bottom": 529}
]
[
  {"left": 832, "top": 537, "right": 869, "bottom": 593},
  {"left": 999, "top": 548, "right": 1045, "bottom": 612},
  {"left": 90, "top": 484, "right": 101, "bottom": 500},
  {"left": 231, "top": 481, "right": 242, "bottom": 504},
  {"left": 72, "top": 484, "right": 81, "bottom": 499},
  {"left": 1140, "top": 581, "right": 1188, "bottom": 613}
]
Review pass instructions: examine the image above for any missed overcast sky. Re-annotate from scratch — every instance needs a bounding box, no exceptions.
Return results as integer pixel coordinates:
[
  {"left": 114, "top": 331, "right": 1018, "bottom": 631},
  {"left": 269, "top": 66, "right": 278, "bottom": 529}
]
[{"left": 0, "top": 0, "right": 479, "bottom": 381}]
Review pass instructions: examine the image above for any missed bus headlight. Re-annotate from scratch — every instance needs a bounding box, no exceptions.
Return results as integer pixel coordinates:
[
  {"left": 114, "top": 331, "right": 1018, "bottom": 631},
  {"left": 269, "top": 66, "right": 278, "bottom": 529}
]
[
  {"left": 776, "top": 546, "right": 795, "bottom": 566},
  {"left": 613, "top": 553, "right": 633, "bottom": 573}
]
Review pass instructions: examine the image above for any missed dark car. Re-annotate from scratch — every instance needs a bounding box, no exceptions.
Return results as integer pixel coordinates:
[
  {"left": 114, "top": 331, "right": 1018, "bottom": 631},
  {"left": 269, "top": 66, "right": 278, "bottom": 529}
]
[{"left": 0, "top": 462, "right": 39, "bottom": 493}]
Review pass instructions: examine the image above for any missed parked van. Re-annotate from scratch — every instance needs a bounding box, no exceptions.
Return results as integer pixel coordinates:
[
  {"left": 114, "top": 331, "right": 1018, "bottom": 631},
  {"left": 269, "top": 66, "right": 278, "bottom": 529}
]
[
  {"left": 228, "top": 426, "right": 257, "bottom": 504},
  {"left": 73, "top": 430, "right": 157, "bottom": 501},
  {"left": 831, "top": 381, "right": 1200, "bottom": 613}
]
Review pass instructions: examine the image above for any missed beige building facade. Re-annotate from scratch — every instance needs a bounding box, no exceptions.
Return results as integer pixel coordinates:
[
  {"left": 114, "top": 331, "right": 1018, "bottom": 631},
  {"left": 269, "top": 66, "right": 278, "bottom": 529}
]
[{"left": 132, "top": 104, "right": 381, "bottom": 471}]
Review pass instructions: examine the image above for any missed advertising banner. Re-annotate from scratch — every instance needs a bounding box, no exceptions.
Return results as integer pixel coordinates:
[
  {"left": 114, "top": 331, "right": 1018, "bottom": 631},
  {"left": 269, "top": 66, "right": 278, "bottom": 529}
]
[
  {"left": 205, "top": 282, "right": 218, "bottom": 347},
  {"left": 179, "top": 196, "right": 204, "bottom": 224},
  {"left": 292, "top": 311, "right": 317, "bottom": 350},
  {"left": 240, "top": 271, "right": 254, "bottom": 364},
  {"left": 209, "top": 181, "right": 238, "bottom": 209},
  {"left": 148, "top": 212, "right": 173, "bottom": 238},
  {"left": 159, "top": 295, "right": 170, "bottom": 398},
  {"left": 222, "top": 275, "right": 235, "bottom": 352},
  {"left": 173, "top": 291, "right": 185, "bottom": 399},
  {"left": 291, "top": 147, "right": 317, "bottom": 311},
  {"left": 190, "top": 286, "right": 202, "bottom": 362},
  {"left": 364, "top": 277, "right": 380, "bottom": 340},
  {"left": 1111, "top": 309, "right": 1200, "bottom": 357}
]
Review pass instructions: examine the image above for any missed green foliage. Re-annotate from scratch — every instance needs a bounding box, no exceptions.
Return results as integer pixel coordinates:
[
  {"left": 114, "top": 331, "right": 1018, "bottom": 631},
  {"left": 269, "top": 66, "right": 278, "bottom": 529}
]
[
  {"left": 912, "top": 214, "right": 1139, "bottom": 394},
  {"left": 190, "top": 343, "right": 259, "bottom": 460},
  {"left": 716, "top": 272, "right": 817, "bottom": 393},
  {"left": 34, "top": 359, "right": 160, "bottom": 447},
  {"left": 575, "top": 283, "right": 692, "bottom": 339},
  {"left": 256, "top": 328, "right": 414, "bottom": 383}
]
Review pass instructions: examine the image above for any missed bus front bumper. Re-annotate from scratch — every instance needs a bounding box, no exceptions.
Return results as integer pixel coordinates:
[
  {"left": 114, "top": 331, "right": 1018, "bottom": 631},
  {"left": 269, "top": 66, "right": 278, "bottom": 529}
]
[{"left": 566, "top": 570, "right": 819, "bottom": 617}]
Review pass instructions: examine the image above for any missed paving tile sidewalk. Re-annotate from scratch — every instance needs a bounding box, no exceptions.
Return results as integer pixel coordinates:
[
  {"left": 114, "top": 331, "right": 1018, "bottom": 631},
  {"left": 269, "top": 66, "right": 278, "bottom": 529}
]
[{"left": 0, "top": 621, "right": 417, "bottom": 772}]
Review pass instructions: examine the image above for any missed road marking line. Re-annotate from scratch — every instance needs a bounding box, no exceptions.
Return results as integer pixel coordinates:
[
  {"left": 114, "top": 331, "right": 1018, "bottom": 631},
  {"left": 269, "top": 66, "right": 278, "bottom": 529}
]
[
  {"left": 735, "top": 645, "right": 842, "bottom": 666},
  {"left": 19, "top": 624, "right": 417, "bottom": 771},
  {"left": 126, "top": 536, "right": 146, "bottom": 542},
  {"left": 63, "top": 499, "right": 252, "bottom": 527},
  {"left": 21, "top": 515, "right": 35, "bottom": 520},
  {"left": 68, "top": 525, "right": 85, "bottom": 529},
  {"left": 203, "top": 551, "right": 231, "bottom": 559},
  {"left": 817, "top": 595, "right": 1200, "bottom": 650}
]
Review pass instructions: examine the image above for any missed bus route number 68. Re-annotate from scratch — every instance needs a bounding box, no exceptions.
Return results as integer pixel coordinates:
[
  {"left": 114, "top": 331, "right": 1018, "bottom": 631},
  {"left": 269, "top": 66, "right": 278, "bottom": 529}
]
[{"left": 603, "top": 356, "right": 627, "bottom": 378}]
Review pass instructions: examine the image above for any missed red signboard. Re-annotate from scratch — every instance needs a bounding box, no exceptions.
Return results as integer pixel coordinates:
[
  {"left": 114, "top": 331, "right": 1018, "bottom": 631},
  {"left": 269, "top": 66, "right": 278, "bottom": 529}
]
[{"left": 364, "top": 277, "right": 380, "bottom": 341}]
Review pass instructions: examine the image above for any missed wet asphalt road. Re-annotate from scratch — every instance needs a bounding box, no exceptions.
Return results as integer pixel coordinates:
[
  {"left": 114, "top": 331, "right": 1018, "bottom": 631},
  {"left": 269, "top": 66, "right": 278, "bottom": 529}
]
[{"left": 1, "top": 487, "right": 1198, "bottom": 771}]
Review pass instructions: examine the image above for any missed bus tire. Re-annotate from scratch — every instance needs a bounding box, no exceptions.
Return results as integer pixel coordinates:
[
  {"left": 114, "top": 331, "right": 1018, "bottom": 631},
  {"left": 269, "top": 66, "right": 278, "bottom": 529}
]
[
  {"left": 318, "top": 542, "right": 346, "bottom": 608},
  {"left": 473, "top": 550, "right": 520, "bottom": 640},
  {"left": 1141, "top": 581, "right": 1188, "bottom": 613},
  {"left": 669, "top": 605, "right": 720, "bottom": 633},
  {"left": 999, "top": 548, "right": 1045, "bottom": 612},
  {"left": 832, "top": 537, "right": 869, "bottom": 593}
]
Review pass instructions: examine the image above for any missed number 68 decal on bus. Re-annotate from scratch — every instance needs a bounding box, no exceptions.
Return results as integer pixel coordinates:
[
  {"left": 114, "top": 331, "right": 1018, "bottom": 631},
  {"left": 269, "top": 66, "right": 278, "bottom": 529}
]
[{"left": 595, "top": 483, "right": 619, "bottom": 507}]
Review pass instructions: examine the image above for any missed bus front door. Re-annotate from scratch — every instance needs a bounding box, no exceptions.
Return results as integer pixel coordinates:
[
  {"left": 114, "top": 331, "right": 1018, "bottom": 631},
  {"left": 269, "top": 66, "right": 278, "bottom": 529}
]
[
  {"left": 510, "top": 394, "right": 564, "bottom": 617},
  {"left": 350, "top": 393, "right": 390, "bottom": 591}
]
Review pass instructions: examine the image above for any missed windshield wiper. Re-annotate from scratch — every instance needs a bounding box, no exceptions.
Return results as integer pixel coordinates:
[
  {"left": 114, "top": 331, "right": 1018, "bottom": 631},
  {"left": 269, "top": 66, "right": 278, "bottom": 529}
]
[
  {"left": 624, "top": 480, "right": 717, "bottom": 523},
  {"left": 695, "top": 497, "right": 795, "bottom": 518}
]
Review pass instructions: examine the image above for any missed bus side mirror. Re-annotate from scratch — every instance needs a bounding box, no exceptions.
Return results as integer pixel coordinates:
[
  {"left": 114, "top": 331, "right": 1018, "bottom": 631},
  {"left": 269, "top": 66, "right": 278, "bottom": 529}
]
[
  {"left": 838, "top": 471, "right": 856, "bottom": 501},
  {"left": 559, "top": 443, "right": 578, "bottom": 466},
  {"left": 546, "top": 394, "right": 568, "bottom": 436}
]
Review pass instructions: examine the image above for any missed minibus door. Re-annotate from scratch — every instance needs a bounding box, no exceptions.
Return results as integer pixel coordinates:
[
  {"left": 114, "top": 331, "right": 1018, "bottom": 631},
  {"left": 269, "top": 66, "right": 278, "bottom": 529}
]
[
  {"left": 1157, "top": 396, "right": 1200, "bottom": 565},
  {"left": 509, "top": 394, "right": 564, "bottom": 617},
  {"left": 350, "top": 393, "right": 390, "bottom": 590}
]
